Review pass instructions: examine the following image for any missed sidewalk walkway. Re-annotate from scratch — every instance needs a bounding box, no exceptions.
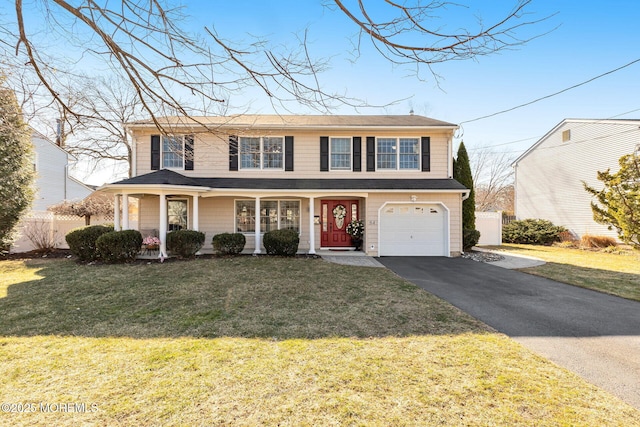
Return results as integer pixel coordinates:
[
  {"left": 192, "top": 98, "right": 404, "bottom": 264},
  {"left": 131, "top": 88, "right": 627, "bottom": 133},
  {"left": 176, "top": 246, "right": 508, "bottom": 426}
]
[{"left": 473, "top": 247, "right": 546, "bottom": 269}]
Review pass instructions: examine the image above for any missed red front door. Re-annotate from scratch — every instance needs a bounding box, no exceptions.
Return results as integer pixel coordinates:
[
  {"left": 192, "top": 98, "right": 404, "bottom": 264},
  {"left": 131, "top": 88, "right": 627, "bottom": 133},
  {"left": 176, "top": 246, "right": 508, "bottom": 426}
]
[{"left": 321, "top": 200, "right": 359, "bottom": 247}]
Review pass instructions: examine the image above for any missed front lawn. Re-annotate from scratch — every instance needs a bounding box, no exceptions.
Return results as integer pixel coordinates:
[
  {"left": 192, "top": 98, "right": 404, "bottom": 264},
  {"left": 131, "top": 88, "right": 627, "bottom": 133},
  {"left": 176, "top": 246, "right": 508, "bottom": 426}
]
[
  {"left": 486, "top": 244, "right": 640, "bottom": 301},
  {"left": 0, "top": 257, "right": 638, "bottom": 426}
]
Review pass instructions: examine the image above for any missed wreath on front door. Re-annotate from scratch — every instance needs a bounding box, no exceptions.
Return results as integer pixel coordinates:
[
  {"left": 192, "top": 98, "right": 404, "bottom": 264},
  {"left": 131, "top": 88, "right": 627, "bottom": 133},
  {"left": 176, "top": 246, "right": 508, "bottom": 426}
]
[{"left": 332, "top": 204, "right": 347, "bottom": 229}]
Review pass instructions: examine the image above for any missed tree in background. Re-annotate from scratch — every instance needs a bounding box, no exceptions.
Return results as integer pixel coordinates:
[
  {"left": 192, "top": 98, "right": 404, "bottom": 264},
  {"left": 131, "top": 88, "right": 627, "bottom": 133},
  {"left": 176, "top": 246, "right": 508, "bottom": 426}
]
[
  {"left": 454, "top": 141, "right": 479, "bottom": 250},
  {"left": 49, "top": 193, "right": 114, "bottom": 226},
  {"left": 470, "top": 147, "right": 515, "bottom": 213},
  {"left": 584, "top": 152, "right": 640, "bottom": 248},
  {"left": 0, "top": 79, "right": 34, "bottom": 251},
  {"left": 4, "top": 1, "right": 551, "bottom": 125}
]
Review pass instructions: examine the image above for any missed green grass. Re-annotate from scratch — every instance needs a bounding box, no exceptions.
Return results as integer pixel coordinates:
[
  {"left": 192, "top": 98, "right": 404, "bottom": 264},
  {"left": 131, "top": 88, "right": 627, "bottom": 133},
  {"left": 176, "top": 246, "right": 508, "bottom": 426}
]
[
  {"left": 0, "top": 257, "right": 638, "bottom": 426},
  {"left": 485, "top": 244, "right": 640, "bottom": 301}
]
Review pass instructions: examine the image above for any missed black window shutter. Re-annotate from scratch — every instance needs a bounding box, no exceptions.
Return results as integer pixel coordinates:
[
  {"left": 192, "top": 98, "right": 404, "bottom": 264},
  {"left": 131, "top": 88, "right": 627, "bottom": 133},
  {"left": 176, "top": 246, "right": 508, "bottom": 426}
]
[
  {"left": 320, "top": 136, "right": 329, "bottom": 172},
  {"left": 229, "top": 135, "right": 238, "bottom": 171},
  {"left": 184, "top": 134, "right": 194, "bottom": 170},
  {"left": 352, "top": 137, "right": 361, "bottom": 172},
  {"left": 285, "top": 136, "right": 294, "bottom": 171},
  {"left": 151, "top": 135, "right": 160, "bottom": 170},
  {"left": 366, "top": 136, "right": 375, "bottom": 172},
  {"left": 421, "top": 136, "right": 431, "bottom": 172}
]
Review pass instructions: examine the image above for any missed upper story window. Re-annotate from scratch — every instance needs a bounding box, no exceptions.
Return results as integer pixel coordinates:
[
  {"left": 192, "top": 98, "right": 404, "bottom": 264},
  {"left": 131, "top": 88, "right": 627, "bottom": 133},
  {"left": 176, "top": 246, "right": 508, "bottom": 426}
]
[
  {"left": 330, "top": 137, "right": 351, "bottom": 171},
  {"left": 151, "top": 134, "right": 194, "bottom": 171},
  {"left": 240, "top": 136, "right": 283, "bottom": 170},
  {"left": 163, "top": 136, "right": 184, "bottom": 169},
  {"left": 377, "top": 137, "right": 420, "bottom": 170}
]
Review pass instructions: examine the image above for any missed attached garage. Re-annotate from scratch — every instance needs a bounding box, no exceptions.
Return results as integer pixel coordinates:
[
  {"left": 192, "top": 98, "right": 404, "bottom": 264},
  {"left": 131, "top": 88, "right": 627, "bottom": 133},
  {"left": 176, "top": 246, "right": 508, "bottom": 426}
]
[{"left": 378, "top": 203, "right": 449, "bottom": 256}]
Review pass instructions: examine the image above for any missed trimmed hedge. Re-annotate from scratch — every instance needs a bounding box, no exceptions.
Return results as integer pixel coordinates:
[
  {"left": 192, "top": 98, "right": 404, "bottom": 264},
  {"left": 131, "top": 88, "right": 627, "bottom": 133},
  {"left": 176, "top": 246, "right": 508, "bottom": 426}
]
[
  {"left": 96, "top": 230, "right": 143, "bottom": 263},
  {"left": 463, "top": 228, "right": 481, "bottom": 251},
  {"left": 502, "top": 219, "right": 566, "bottom": 245},
  {"left": 212, "top": 233, "right": 246, "bottom": 255},
  {"left": 263, "top": 229, "right": 299, "bottom": 256},
  {"left": 65, "top": 225, "right": 114, "bottom": 262},
  {"left": 166, "top": 229, "right": 205, "bottom": 258}
]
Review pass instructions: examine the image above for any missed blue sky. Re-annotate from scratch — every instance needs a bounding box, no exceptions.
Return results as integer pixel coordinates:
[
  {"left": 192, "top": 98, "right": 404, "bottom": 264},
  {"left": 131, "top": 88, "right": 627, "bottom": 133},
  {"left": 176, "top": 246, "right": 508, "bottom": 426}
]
[
  {"left": 195, "top": 0, "right": 640, "bottom": 157},
  {"left": 9, "top": 1, "right": 640, "bottom": 183}
]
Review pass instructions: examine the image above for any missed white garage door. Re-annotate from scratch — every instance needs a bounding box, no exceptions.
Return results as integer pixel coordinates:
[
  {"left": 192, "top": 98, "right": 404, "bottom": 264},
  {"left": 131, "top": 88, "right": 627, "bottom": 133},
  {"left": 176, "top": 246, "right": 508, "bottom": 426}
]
[{"left": 379, "top": 203, "right": 447, "bottom": 256}]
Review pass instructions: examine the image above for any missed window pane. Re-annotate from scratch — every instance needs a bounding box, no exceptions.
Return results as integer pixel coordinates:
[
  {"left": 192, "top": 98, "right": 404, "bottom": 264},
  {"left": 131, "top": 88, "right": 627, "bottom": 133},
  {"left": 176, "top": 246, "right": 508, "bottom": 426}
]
[
  {"left": 236, "top": 200, "right": 255, "bottom": 233},
  {"left": 263, "top": 137, "right": 283, "bottom": 169},
  {"left": 260, "top": 201, "right": 278, "bottom": 233},
  {"left": 240, "top": 137, "right": 261, "bottom": 169},
  {"left": 377, "top": 138, "right": 397, "bottom": 169},
  {"left": 168, "top": 200, "right": 187, "bottom": 231},
  {"left": 330, "top": 137, "right": 351, "bottom": 170},
  {"left": 399, "top": 138, "right": 419, "bottom": 169},
  {"left": 162, "top": 136, "right": 184, "bottom": 169},
  {"left": 280, "top": 201, "right": 300, "bottom": 232}
]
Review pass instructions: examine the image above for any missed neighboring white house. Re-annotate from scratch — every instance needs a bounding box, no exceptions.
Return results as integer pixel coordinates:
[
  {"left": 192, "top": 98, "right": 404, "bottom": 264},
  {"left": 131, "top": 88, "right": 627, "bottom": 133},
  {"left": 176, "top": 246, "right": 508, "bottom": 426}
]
[
  {"left": 513, "top": 118, "right": 640, "bottom": 240},
  {"left": 10, "top": 129, "right": 94, "bottom": 253},
  {"left": 30, "top": 129, "right": 94, "bottom": 210}
]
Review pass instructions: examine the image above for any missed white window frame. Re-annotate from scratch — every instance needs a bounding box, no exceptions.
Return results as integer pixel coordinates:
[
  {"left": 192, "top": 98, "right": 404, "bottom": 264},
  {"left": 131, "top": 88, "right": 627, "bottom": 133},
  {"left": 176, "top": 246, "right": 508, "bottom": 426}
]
[
  {"left": 375, "top": 137, "right": 420, "bottom": 171},
  {"left": 162, "top": 135, "right": 186, "bottom": 170},
  {"left": 329, "top": 136, "right": 352, "bottom": 171},
  {"left": 239, "top": 136, "right": 285, "bottom": 170},
  {"left": 235, "top": 199, "right": 301, "bottom": 234},
  {"left": 167, "top": 198, "right": 189, "bottom": 231}
]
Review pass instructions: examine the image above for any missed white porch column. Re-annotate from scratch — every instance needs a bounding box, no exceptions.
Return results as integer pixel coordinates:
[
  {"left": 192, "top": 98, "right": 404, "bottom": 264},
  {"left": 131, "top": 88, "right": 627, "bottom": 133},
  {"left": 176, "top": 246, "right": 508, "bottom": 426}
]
[
  {"left": 308, "top": 196, "right": 316, "bottom": 254},
  {"left": 192, "top": 195, "right": 199, "bottom": 231},
  {"left": 254, "top": 197, "right": 261, "bottom": 254},
  {"left": 114, "top": 194, "right": 121, "bottom": 231},
  {"left": 159, "top": 193, "right": 168, "bottom": 258},
  {"left": 121, "top": 193, "right": 129, "bottom": 230}
]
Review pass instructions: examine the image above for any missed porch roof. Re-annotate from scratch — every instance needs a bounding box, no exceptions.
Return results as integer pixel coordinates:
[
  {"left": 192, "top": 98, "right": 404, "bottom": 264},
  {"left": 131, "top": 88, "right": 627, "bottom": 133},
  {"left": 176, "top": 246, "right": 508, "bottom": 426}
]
[{"left": 104, "top": 169, "right": 468, "bottom": 192}]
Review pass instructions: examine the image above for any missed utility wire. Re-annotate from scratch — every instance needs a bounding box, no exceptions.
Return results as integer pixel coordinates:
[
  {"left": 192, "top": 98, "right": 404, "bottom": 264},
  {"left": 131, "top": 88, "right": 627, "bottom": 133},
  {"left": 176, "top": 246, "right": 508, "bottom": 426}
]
[{"left": 459, "top": 58, "right": 640, "bottom": 126}]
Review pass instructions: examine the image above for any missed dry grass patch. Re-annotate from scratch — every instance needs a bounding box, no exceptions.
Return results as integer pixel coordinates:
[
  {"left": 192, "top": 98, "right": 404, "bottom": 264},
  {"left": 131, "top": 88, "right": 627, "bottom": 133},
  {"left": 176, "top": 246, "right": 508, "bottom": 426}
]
[
  {"left": 485, "top": 244, "right": 640, "bottom": 301},
  {"left": 0, "top": 257, "right": 638, "bottom": 426}
]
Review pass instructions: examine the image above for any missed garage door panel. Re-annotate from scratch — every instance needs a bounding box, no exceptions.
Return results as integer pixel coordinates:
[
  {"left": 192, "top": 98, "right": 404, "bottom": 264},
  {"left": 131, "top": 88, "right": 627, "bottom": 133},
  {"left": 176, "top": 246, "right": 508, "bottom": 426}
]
[{"left": 380, "top": 203, "right": 447, "bottom": 256}]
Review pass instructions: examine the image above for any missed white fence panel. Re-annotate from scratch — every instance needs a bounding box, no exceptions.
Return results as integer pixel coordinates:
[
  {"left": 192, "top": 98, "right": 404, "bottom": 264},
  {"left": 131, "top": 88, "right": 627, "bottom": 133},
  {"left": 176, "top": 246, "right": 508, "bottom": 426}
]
[
  {"left": 476, "top": 211, "right": 502, "bottom": 246},
  {"left": 10, "top": 212, "right": 113, "bottom": 253}
]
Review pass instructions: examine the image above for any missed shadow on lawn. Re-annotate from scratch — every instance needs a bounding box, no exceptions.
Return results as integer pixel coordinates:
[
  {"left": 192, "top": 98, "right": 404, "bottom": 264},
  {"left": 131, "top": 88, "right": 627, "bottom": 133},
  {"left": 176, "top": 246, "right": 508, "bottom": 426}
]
[{"left": 0, "top": 258, "right": 489, "bottom": 339}]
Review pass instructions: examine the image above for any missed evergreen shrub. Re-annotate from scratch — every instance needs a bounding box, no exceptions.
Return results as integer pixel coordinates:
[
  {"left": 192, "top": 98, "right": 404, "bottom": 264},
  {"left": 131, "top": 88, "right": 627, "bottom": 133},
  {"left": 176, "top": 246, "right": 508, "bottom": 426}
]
[{"left": 263, "top": 229, "right": 299, "bottom": 256}]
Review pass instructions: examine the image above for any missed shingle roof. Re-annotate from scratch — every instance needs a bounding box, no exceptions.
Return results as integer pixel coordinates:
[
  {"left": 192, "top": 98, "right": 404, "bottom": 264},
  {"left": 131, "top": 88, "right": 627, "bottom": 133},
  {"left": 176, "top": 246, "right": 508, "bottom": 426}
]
[
  {"left": 127, "top": 114, "right": 457, "bottom": 129},
  {"left": 109, "top": 170, "right": 467, "bottom": 191}
]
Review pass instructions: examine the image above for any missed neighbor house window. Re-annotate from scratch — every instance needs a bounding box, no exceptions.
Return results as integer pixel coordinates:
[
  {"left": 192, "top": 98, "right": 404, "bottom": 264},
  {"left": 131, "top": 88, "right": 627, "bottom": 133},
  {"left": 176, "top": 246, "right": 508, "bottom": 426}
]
[
  {"left": 377, "top": 137, "right": 419, "bottom": 170},
  {"left": 239, "top": 136, "right": 283, "bottom": 169},
  {"left": 330, "top": 137, "right": 351, "bottom": 170},
  {"left": 235, "top": 200, "right": 300, "bottom": 233},
  {"left": 168, "top": 199, "right": 188, "bottom": 231},
  {"left": 163, "top": 136, "right": 184, "bottom": 169}
]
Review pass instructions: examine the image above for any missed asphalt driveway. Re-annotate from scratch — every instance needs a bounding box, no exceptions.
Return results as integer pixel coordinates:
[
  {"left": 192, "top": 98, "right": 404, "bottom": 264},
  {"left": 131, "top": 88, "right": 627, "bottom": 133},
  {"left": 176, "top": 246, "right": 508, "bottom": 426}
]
[{"left": 378, "top": 256, "right": 640, "bottom": 409}]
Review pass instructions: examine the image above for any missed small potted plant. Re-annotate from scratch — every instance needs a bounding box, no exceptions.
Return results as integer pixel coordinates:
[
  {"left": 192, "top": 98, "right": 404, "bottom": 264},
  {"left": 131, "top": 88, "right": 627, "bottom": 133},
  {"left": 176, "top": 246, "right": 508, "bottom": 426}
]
[
  {"left": 345, "top": 219, "right": 364, "bottom": 250},
  {"left": 142, "top": 235, "right": 160, "bottom": 251}
]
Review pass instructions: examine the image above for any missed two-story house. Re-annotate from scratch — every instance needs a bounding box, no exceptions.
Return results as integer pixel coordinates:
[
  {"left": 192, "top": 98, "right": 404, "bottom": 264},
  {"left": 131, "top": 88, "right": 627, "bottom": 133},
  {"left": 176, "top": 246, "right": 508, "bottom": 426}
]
[
  {"left": 99, "top": 115, "right": 469, "bottom": 257},
  {"left": 514, "top": 118, "right": 640, "bottom": 240}
]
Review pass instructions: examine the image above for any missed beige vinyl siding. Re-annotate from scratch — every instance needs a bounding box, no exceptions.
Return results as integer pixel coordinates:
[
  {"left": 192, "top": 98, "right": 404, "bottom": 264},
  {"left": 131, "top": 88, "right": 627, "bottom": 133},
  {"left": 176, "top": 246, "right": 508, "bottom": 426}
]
[
  {"left": 133, "top": 129, "right": 452, "bottom": 179},
  {"left": 515, "top": 120, "right": 640, "bottom": 239}
]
